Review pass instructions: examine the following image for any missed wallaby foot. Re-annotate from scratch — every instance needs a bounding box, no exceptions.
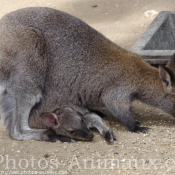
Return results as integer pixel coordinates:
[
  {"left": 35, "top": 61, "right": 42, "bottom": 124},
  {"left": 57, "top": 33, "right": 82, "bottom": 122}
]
[
  {"left": 11, "top": 128, "right": 75, "bottom": 142},
  {"left": 0, "top": 26, "right": 48, "bottom": 141},
  {"left": 0, "top": 89, "right": 51, "bottom": 141},
  {"left": 83, "top": 113, "right": 116, "bottom": 144},
  {"left": 10, "top": 127, "right": 49, "bottom": 141}
]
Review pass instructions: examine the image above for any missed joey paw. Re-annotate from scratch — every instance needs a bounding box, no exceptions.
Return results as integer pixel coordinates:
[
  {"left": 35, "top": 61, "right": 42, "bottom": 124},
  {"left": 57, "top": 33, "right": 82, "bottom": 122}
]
[{"left": 104, "top": 129, "right": 116, "bottom": 145}]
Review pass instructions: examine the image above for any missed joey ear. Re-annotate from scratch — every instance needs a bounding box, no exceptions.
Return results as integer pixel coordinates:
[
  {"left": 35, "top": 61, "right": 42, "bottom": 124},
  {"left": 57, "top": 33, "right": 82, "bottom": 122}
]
[
  {"left": 159, "top": 65, "right": 173, "bottom": 91},
  {"left": 40, "top": 113, "right": 60, "bottom": 127}
]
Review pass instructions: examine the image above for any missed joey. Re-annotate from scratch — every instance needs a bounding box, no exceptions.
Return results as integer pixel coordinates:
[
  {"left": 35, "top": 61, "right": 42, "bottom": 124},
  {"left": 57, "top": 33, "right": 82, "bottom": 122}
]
[{"left": 29, "top": 106, "right": 116, "bottom": 144}]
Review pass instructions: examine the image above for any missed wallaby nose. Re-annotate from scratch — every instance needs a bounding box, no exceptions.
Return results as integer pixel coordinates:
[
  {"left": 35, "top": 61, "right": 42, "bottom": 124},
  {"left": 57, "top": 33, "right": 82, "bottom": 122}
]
[{"left": 87, "top": 132, "right": 94, "bottom": 140}]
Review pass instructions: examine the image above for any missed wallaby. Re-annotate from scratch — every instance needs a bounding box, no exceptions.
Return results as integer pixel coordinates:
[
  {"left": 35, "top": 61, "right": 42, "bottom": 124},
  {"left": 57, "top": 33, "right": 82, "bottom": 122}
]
[
  {"left": 0, "top": 7, "right": 175, "bottom": 142},
  {"left": 29, "top": 103, "right": 116, "bottom": 144}
]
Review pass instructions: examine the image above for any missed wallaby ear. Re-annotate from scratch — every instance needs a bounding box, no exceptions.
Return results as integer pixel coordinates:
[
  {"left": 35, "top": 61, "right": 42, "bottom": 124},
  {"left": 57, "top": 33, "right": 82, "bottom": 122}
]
[
  {"left": 166, "top": 53, "right": 175, "bottom": 75},
  {"left": 159, "top": 65, "right": 173, "bottom": 91},
  {"left": 40, "top": 113, "right": 60, "bottom": 127},
  {"left": 167, "top": 53, "right": 175, "bottom": 67}
]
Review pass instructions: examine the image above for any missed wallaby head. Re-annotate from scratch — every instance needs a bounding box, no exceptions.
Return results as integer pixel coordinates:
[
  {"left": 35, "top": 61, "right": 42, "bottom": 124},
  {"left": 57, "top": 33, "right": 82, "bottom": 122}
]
[
  {"left": 39, "top": 107, "right": 94, "bottom": 141},
  {"left": 159, "top": 53, "right": 175, "bottom": 94}
]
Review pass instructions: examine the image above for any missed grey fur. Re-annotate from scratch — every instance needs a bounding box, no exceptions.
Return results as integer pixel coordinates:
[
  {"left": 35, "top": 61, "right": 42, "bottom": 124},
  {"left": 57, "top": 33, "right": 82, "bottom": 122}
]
[
  {"left": 83, "top": 113, "right": 116, "bottom": 144},
  {"left": 0, "top": 7, "right": 175, "bottom": 141}
]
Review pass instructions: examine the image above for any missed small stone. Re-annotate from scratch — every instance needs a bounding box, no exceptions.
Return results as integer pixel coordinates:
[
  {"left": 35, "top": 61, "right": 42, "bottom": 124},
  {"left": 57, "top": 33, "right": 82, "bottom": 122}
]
[
  {"left": 144, "top": 10, "right": 158, "bottom": 19},
  {"left": 92, "top": 4, "right": 97, "bottom": 8},
  {"left": 44, "top": 153, "right": 50, "bottom": 158}
]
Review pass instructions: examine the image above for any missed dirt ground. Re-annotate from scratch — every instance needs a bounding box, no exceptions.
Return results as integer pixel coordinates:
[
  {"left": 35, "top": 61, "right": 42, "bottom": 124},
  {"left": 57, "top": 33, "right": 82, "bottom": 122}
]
[{"left": 1, "top": 0, "right": 175, "bottom": 175}]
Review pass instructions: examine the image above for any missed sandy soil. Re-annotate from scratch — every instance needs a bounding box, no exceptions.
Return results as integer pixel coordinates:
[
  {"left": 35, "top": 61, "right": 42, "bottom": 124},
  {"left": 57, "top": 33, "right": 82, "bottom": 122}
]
[{"left": 1, "top": 0, "right": 175, "bottom": 175}]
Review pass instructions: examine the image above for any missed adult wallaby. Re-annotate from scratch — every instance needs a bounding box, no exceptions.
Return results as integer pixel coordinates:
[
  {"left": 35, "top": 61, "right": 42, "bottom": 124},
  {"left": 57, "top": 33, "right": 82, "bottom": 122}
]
[
  {"left": 29, "top": 103, "right": 116, "bottom": 144},
  {"left": 0, "top": 7, "right": 175, "bottom": 142}
]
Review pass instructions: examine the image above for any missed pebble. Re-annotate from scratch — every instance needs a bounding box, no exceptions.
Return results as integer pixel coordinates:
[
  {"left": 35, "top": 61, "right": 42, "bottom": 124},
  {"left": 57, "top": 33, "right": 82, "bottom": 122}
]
[
  {"left": 92, "top": 4, "right": 98, "bottom": 8},
  {"left": 144, "top": 10, "right": 158, "bottom": 19}
]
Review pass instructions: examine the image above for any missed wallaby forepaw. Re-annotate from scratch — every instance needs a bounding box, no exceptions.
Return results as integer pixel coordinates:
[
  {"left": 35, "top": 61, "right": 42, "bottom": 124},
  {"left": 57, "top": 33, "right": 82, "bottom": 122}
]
[
  {"left": 104, "top": 129, "right": 116, "bottom": 145},
  {"left": 134, "top": 126, "right": 149, "bottom": 133}
]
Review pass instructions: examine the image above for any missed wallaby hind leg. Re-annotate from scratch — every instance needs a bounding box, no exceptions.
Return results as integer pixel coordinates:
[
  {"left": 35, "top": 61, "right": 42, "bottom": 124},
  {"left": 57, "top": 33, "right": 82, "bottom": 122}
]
[
  {"left": 103, "top": 89, "right": 148, "bottom": 133},
  {"left": 0, "top": 87, "right": 51, "bottom": 141},
  {"left": 83, "top": 113, "right": 116, "bottom": 144},
  {"left": 0, "top": 27, "right": 52, "bottom": 141}
]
